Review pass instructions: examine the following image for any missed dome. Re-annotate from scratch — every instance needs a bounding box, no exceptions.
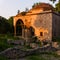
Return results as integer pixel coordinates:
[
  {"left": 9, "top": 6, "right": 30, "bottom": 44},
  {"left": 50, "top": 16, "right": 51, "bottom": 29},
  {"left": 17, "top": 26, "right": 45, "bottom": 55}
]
[{"left": 32, "top": 3, "right": 54, "bottom": 11}]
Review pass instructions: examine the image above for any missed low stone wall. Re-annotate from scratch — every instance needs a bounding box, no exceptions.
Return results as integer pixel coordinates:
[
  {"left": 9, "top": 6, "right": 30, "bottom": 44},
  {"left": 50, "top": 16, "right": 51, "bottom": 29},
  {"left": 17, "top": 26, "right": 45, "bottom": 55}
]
[
  {"left": 0, "top": 44, "right": 58, "bottom": 59},
  {"left": 7, "top": 39, "right": 25, "bottom": 46}
]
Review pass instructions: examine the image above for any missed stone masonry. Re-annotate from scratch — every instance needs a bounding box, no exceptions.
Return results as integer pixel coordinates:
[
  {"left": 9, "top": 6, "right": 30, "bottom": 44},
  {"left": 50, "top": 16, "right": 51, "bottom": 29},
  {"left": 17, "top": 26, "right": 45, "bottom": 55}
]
[{"left": 13, "top": 3, "right": 60, "bottom": 42}]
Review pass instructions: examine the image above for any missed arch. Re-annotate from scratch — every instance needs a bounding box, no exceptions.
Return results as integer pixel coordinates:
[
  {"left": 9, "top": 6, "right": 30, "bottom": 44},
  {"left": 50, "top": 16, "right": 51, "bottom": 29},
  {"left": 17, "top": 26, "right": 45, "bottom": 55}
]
[
  {"left": 16, "top": 19, "right": 24, "bottom": 36},
  {"left": 29, "top": 26, "right": 35, "bottom": 36}
]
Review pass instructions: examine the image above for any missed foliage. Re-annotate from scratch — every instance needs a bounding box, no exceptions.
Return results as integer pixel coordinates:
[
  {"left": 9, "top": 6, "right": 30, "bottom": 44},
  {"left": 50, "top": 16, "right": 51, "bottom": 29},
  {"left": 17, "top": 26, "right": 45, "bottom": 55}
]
[
  {"left": 8, "top": 16, "right": 14, "bottom": 34},
  {"left": 0, "top": 16, "right": 10, "bottom": 34},
  {"left": 50, "top": 0, "right": 60, "bottom": 13},
  {"left": 0, "top": 34, "right": 17, "bottom": 52},
  {"left": 8, "top": 16, "right": 13, "bottom": 26},
  {"left": 25, "top": 8, "right": 29, "bottom": 12},
  {"left": 50, "top": 0, "right": 56, "bottom": 3},
  {"left": 0, "top": 37, "right": 13, "bottom": 52},
  {"left": 55, "top": 1, "right": 60, "bottom": 13},
  {"left": 32, "top": 2, "right": 41, "bottom": 8},
  {"left": 0, "top": 16, "right": 14, "bottom": 35}
]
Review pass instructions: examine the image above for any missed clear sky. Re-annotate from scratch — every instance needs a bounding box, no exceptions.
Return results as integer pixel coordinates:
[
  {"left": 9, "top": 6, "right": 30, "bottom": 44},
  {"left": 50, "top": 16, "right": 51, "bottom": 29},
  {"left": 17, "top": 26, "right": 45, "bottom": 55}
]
[{"left": 0, "top": 0, "right": 58, "bottom": 19}]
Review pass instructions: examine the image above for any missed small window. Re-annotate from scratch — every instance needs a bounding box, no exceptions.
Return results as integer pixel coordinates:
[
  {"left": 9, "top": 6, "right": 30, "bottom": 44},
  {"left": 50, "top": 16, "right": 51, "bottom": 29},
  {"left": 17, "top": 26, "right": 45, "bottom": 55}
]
[{"left": 40, "top": 32, "right": 43, "bottom": 36}]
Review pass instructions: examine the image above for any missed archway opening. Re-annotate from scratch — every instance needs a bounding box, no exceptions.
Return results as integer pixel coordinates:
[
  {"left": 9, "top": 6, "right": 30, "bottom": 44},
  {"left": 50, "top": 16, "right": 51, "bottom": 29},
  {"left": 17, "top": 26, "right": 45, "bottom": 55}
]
[
  {"left": 16, "top": 19, "right": 24, "bottom": 36},
  {"left": 29, "top": 26, "right": 35, "bottom": 37}
]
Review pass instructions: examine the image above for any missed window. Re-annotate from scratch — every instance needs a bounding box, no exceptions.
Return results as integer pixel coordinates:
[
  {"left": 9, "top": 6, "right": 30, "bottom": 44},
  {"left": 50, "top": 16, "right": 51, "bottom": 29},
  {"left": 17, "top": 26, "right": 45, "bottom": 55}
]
[{"left": 40, "top": 32, "right": 43, "bottom": 36}]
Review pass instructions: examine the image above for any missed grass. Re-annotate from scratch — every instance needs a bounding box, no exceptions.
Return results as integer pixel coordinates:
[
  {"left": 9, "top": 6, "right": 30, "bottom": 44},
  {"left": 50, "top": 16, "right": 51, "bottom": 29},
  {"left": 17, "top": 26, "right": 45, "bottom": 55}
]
[
  {"left": 0, "top": 55, "right": 9, "bottom": 60},
  {"left": 0, "top": 37, "right": 14, "bottom": 52},
  {"left": 0, "top": 34, "right": 20, "bottom": 40},
  {"left": 26, "top": 54, "right": 46, "bottom": 60},
  {"left": 0, "top": 34, "right": 18, "bottom": 52},
  {"left": 26, "top": 52, "right": 60, "bottom": 60},
  {"left": 0, "top": 34, "right": 25, "bottom": 52}
]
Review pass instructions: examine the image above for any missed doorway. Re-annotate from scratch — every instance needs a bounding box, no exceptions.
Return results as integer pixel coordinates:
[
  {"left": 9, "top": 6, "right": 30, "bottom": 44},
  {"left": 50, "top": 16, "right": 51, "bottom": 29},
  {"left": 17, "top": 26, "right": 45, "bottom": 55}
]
[{"left": 16, "top": 19, "right": 24, "bottom": 36}]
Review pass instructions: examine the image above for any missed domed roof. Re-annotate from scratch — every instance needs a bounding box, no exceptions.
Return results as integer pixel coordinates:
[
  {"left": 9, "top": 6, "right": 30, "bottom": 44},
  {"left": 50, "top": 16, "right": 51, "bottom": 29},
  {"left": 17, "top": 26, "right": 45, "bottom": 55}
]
[{"left": 32, "top": 3, "right": 54, "bottom": 11}]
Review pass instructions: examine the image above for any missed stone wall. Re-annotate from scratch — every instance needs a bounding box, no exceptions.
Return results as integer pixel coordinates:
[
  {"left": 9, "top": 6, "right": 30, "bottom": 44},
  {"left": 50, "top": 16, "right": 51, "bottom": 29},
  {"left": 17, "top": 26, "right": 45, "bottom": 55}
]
[
  {"left": 13, "top": 10, "right": 54, "bottom": 42},
  {"left": 52, "top": 12, "right": 60, "bottom": 38},
  {"left": 0, "top": 44, "right": 57, "bottom": 59},
  {"left": 33, "top": 12, "right": 52, "bottom": 41}
]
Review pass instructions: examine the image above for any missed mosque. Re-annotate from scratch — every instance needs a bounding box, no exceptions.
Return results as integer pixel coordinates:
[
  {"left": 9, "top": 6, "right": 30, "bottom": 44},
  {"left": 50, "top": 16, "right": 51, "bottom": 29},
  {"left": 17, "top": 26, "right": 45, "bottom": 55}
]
[{"left": 13, "top": 3, "right": 60, "bottom": 42}]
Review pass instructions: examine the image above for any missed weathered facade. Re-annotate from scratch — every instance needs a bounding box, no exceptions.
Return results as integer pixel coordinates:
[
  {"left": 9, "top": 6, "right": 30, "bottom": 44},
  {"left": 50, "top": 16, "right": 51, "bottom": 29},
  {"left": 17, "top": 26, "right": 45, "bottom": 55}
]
[{"left": 13, "top": 3, "right": 60, "bottom": 42}]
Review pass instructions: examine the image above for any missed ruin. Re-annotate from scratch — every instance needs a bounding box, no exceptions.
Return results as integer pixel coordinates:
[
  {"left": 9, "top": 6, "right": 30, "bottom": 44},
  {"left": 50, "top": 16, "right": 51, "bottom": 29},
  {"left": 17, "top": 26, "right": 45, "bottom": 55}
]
[{"left": 13, "top": 3, "right": 60, "bottom": 42}]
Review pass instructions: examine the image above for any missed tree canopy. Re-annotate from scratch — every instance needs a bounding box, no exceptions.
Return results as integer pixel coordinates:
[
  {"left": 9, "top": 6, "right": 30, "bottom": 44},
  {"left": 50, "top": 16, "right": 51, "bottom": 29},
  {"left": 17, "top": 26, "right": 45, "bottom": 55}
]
[
  {"left": 8, "top": 16, "right": 14, "bottom": 34},
  {"left": 0, "top": 16, "right": 14, "bottom": 34},
  {"left": 0, "top": 16, "right": 10, "bottom": 34},
  {"left": 55, "top": 0, "right": 60, "bottom": 13},
  {"left": 50, "top": 0, "right": 60, "bottom": 13},
  {"left": 50, "top": 0, "right": 56, "bottom": 3}
]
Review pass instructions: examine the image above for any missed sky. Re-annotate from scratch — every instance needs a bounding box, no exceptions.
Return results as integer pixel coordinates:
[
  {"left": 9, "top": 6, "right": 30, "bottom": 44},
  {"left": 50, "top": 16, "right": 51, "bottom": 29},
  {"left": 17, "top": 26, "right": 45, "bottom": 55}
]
[{"left": 0, "top": 0, "right": 58, "bottom": 19}]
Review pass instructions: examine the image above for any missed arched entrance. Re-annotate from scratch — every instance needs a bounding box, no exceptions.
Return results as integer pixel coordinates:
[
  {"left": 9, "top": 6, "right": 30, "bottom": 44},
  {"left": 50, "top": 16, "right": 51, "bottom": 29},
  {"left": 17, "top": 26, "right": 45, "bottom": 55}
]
[
  {"left": 16, "top": 19, "right": 24, "bottom": 36},
  {"left": 29, "top": 26, "right": 35, "bottom": 37}
]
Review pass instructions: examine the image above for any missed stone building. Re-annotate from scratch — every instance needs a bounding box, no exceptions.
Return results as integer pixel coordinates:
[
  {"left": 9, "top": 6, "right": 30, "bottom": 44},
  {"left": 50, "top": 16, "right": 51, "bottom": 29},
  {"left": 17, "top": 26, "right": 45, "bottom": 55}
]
[{"left": 13, "top": 3, "right": 60, "bottom": 42}]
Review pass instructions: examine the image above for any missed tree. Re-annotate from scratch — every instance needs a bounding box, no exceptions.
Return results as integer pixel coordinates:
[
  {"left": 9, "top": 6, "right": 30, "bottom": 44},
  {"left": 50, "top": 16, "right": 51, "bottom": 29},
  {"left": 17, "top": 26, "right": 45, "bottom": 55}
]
[
  {"left": 0, "top": 16, "right": 10, "bottom": 34},
  {"left": 47, "top": 0, "right": 60, "bottom": 13},
  {"left": 8, "top": 16, "right": 13, "bottom": 26},
  {"left": 50, "top": 0, "right": 56, "bottom": 3},
  {"left": 55, "top": 0, "right": 60, "bottom": 13},
  {"left": 8, "top": 16, "right": 14, "bottom": 35},
  {"left": 49, "top": 0, "right": 60, "bottom": 13}
]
